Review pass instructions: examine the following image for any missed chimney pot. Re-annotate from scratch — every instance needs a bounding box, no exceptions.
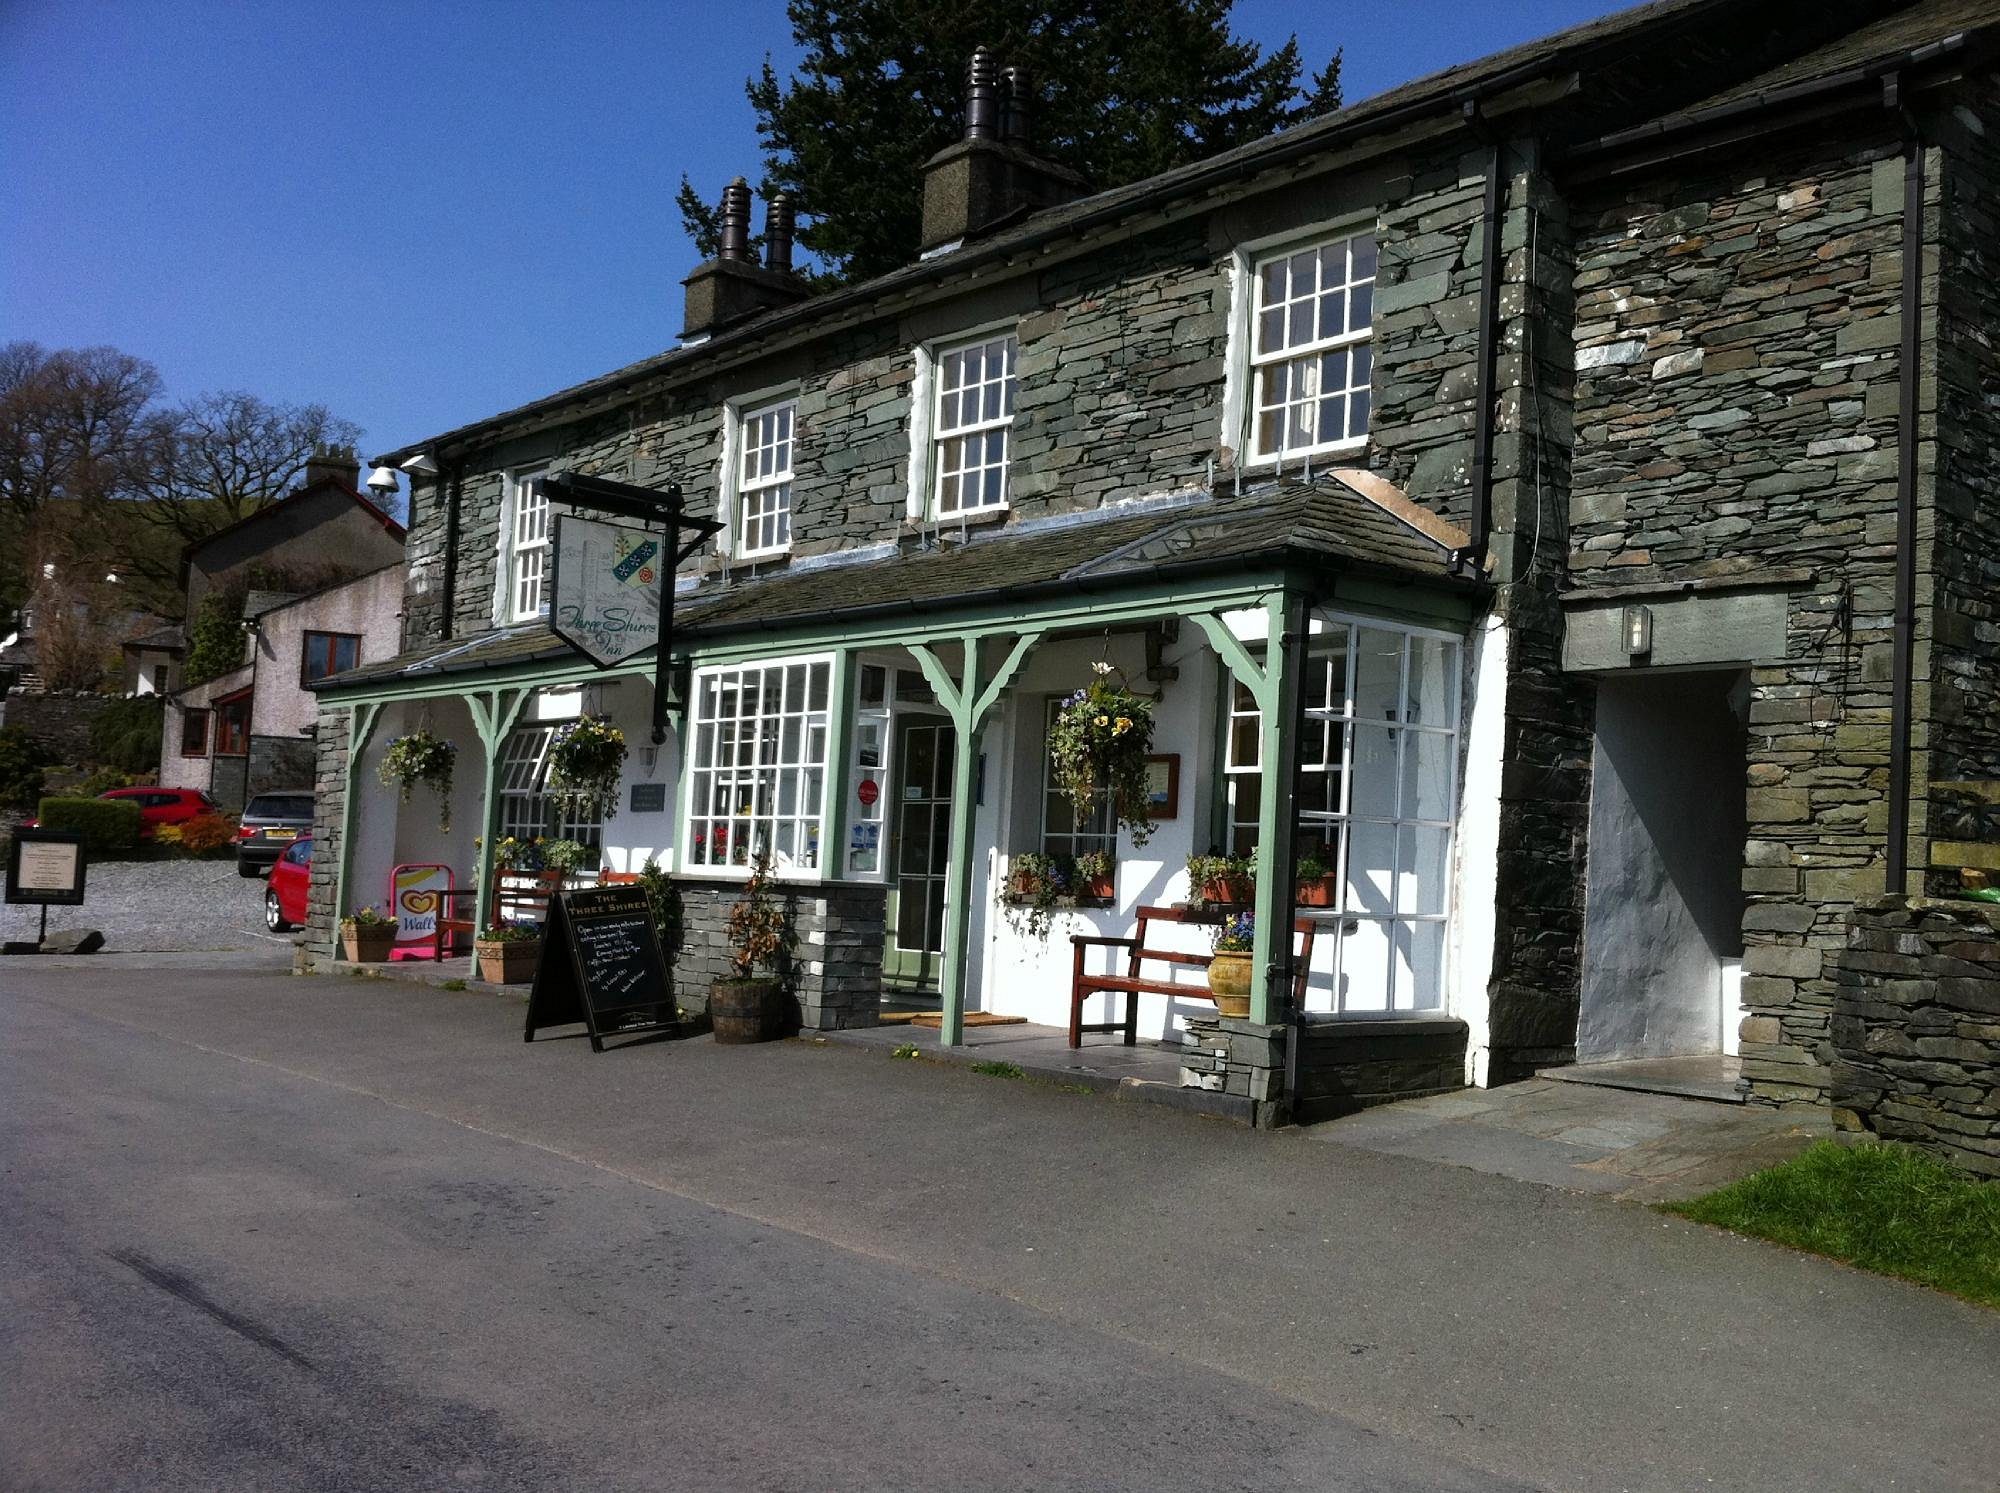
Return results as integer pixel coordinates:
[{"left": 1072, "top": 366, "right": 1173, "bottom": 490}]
[
  {"left": 303, "top": 443, "right": 361, "bottom": 492},
  {"left": 964, "top": 46, "right": 1001, "bottom": 141},
  {"left": 763, "top": 194, "right": 796, "bottom": 274},
  {"left": 1001, "top": 65, "right": 1032, "bottom": 147},
  {"left": 718, "top": 177, "right": 753, "bottom": 261}
]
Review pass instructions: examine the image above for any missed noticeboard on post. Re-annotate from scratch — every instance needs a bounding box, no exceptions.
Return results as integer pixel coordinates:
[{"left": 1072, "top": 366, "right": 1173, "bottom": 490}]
[{"left": 6, "top": 829, "right": 87, "bottom": 907}]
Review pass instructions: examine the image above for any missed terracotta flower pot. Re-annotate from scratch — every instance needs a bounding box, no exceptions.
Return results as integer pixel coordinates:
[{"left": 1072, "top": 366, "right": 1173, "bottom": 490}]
[
  {"left": 1201, "top": 875, "right": 1254, "bottom": 908},
  {"left": 1208, "top": 949, "right": 1253, "bottom": 1019},
  {"left": 1294, "top": 875, "right": 1339, "bottom": 908},
  {"left": 1078, "top": 873, "right": 1115, "bottom": 903},
  {"left": 1009, "top": 871, "right": 1046, "bottom": 900},
  {"left": 341, "top": 924, "right": 395, "bottom": 963},
  {"left": 476, "top": 938, "right": 540, "bottom": 985}
]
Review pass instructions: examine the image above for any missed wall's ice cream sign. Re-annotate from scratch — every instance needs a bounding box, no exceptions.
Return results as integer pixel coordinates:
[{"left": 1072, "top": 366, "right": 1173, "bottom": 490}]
[{"left": 551, "top": 515, "right": 664, "bottom": 666}]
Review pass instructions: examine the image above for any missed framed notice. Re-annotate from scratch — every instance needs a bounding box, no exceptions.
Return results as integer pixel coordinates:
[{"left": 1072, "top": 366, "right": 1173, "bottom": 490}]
[
  {"left": 1144, "top": 755, "right": 1180, "bottom": 819},
  {"left": 7, "top": 829, "right": 86, "bottom": 906}
]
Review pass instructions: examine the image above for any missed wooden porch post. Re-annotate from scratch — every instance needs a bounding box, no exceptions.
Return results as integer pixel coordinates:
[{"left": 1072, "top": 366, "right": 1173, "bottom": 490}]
[
  {"left": 910, "top": 631, "right": 1040, "bottom": 1046},
  {"left": 466, "top": 687, "right": 533, "bottom": 933}
]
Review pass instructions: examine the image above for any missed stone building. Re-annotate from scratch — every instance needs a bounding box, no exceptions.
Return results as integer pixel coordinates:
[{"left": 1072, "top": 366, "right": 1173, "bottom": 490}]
[{"left": 309, "top": 0, "right": 1999, "bottom": 1120}]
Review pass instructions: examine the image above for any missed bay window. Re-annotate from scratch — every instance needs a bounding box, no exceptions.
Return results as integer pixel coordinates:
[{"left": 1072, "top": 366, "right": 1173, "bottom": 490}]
[
  {"left": 686, "top": 658, "right": 831, "bottom": 873},
  {"left": 1222, "top": 619, "right": 1459, "bottom": 1014}
]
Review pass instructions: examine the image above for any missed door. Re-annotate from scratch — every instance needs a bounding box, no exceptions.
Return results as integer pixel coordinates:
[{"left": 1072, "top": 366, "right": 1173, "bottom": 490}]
[{"left": 883, "top": 717, "right": 955, "bottom": 992}]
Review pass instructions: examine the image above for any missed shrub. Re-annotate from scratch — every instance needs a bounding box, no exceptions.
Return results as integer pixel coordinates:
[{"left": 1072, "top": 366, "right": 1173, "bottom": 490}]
[
  {"left": 36, "top": 795, "right": 142, "bottom": 853},
  {"left": 0, "top": 726, "right": 48, "bottom": 813},
  {"left": 176, "top": 813, "right": 236, "bottom": 855},
  {"left": 89, "top": 696, "right": 164, "bottom": 775},
  {"left": 183, "top": 591, "right": 248, "bottom": 686},
  {"left": 75, "top": 766, "right": 138, "bottom": 798}
]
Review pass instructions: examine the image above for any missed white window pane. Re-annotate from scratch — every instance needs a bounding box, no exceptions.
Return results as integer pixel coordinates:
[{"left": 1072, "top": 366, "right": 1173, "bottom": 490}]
[
  {"left": 1405, "top": 636, "right": 1457, "bottom": 726},
  {"left": 1351, "top": 233, "right": 1378, "bottom": 280},
  {"left": 1394, "top": 921, "right": 1446, "bottom": 1012},
  {"left": 1339, "top": 918, "right": 1392, "bottom": 1013},
  {"left": 1402, "top": 729, "right": 1455, "bottom": 823},
  {"left": 1346, "top": 819, "right": 1396, "bottom": 916},
  {"left": 1349, "top": 723, "right": 1399, "bottom": 818},
  {"left": 1353, "top": 629, "right": 1403, "bottom": 722},
  {"left": 1397, "top": 825, "right": 1451, "bottom": 916}
]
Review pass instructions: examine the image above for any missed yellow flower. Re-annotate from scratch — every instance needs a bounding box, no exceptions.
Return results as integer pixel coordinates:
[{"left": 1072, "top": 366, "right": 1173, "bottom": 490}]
[
  {"left": 1114, "top": 716, "right": 1132, "bottom": 734},
  {"left": 1094, "top": 714, "right": 1109, "bottom": 727}
]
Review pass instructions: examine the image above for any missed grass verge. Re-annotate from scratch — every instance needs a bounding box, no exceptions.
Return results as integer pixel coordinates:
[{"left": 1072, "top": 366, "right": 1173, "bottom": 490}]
[{"left": 1662, "top": 1139, "right": 2000, "bottom": 1309}]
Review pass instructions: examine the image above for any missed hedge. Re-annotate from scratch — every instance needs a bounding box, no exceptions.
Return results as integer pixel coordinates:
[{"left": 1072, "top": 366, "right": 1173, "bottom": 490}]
[{"left": 36, "top": 795, "right": 143, "bottom": 854}]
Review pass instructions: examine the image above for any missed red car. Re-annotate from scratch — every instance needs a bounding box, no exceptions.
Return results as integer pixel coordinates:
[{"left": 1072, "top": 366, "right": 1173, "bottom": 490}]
[
  {"left": 264, "top": 835, "right": 312, "bottom": 932},
  {"left": 102, "top": 786, "right": 217, "bottom": 840}
]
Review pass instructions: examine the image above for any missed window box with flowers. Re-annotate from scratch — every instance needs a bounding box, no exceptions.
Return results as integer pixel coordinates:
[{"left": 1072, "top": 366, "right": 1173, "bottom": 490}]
[
  {"left": 340, "top": 905, "right": 396, "bottom": 963},
  {"left": 1047, "top": 664, "right": 1156, "bottom": 846},
  {"left": 1186, "top": 852, "right": 1255, "bottom": 909},
  {"left": 999, "top": 850, "right": 1118, "bottom": 941},
  {"left": 547, "top": 715, "right": 627, "bottom": 823}
]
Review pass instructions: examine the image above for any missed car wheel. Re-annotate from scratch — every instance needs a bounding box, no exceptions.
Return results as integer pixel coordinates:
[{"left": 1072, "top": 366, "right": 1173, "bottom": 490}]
[
  {"left": 237, "top": 857, "right": 261, "bottom": 878},
  {"left": 265, "top": 889, "right": 291, "bottom": 932}
]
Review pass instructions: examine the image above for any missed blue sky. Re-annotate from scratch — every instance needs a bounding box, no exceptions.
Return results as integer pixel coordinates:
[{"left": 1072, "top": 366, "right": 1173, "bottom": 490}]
[{"left": 1, "top": 1, "right": 1620, "bottom": 464}]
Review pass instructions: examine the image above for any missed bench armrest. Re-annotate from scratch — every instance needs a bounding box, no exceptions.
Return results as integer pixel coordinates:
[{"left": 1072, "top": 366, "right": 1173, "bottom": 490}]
[{"left": 1069, "top": 935, "right": 1140, "bottom": 949}]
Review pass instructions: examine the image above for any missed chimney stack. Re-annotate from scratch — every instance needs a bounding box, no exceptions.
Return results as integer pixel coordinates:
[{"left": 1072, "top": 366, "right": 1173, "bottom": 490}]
[
  {"left": 920, "top": 49, "right": 1085, "bottom": 254},
  {"left": 303, "top": 443, "right": 361, "bottom": 492},
  {"left": 681, "top": 179, "right": 812, "bottom": 341}
]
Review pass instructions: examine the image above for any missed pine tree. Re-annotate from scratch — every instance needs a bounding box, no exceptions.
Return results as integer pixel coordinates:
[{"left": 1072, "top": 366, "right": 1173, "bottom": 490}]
[{"left": 679, "top": 1, "right": 1343, "bottom": 283}]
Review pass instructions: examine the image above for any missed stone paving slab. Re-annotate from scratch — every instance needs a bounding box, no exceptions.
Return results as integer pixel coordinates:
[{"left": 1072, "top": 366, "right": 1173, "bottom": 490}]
[{"left": 1310, "top": 1076, "right": 1823, "bottom": 1202}]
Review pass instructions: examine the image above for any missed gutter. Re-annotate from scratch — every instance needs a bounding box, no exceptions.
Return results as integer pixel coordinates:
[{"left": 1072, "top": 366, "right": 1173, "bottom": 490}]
[
  {"left": 1886, "top": 73, "right": 1926, "bottom": 893},
  {"left": 1458, "top": 116, "right": 1505, "bottom": 576}
]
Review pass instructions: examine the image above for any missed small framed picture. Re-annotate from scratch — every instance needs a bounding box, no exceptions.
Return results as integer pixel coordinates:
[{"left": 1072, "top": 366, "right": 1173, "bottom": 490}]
[{"left": 1144, "top": 755, "right": 1180, "bottom": 818}]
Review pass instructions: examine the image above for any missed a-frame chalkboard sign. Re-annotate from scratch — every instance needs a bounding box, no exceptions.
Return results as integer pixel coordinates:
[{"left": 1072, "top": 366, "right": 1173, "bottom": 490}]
[{"left": 523, "top": 884, "right": 677, "bottom": 1051}]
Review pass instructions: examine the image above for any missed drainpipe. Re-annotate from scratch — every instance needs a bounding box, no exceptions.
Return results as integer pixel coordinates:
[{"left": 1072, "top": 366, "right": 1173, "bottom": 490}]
[
  {"left": 1458, "top": 118, "right": 1505, "bottom": 576},
  {"left": 1885, "top": 77, "right": 1923, "bottom": 894},
  {"left": 441, "top": 462, "right": 463, "bottom": 642}
]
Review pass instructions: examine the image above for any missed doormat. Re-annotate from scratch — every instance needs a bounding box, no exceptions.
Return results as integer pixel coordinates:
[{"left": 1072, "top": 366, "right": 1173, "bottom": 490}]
[
  {"left": 877, "top": 1009, "right": 928, "bottom": 1025},
  {"left": 908, "top": 1011, "right": 1027, "bottom": 1029}
]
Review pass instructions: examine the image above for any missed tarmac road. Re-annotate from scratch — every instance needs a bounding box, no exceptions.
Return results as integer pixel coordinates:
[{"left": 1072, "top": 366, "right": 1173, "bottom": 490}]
[{"left": 3, "top": 961, "right": 1997, "bottom": 1492}]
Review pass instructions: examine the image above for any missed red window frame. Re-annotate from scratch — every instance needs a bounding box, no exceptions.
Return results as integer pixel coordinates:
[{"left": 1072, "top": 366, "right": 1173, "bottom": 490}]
[
  {"left": 300, "top": 630, "right": 361, "bottom": 685},
  {"left": 214, "top": 691, "right": 251, "bottom": 756},
  {"left": 181, "top": 708, "right": 211, "bottom": 757}
]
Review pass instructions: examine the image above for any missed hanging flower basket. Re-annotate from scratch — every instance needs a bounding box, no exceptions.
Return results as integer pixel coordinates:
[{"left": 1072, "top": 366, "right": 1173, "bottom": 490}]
[
  {"left": 378, "top": 730, "right": 457, "bottom": 832},
  {"left": 548, "top": 714, "right": 627, "bottom": 822},
  {"left": 1047, "top": 666, "right": 1156, "bottom": 846}
]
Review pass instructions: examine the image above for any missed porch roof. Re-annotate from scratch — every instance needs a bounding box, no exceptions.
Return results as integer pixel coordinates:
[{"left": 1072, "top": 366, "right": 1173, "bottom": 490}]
[{"left": 318, "top": 475, "right": 1481, "bottom": 695}]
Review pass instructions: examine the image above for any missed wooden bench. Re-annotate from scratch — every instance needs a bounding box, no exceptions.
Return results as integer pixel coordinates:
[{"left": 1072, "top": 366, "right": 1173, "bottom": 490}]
[
  {"left": 436, "top": 869, "right": 567, "bottom": 960},
  {"left": 1067, "top": 905, "right": 1317, "bottom": 1048}
]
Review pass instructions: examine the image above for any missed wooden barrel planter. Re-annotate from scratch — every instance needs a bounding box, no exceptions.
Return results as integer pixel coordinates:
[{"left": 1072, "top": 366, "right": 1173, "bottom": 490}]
[{"left": 710, "top": 976, "right": 786, "bottom": 1044}]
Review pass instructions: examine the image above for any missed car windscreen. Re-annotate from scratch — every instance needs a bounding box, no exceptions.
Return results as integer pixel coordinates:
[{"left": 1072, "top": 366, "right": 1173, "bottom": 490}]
[{"left": 245, "top": 794, "right": 313, "bottom": 821}]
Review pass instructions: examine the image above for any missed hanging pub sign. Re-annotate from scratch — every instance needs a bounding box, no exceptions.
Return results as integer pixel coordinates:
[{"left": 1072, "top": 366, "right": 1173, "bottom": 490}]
[
  {"left": 539, "top": 472, "right": 725, "bottom": 747},
  {"left": 550, "top": 515, "right": 665, "bottom": 668},
  {"left": 523, "top": 884, "right": 677, "bottom": 1052}
]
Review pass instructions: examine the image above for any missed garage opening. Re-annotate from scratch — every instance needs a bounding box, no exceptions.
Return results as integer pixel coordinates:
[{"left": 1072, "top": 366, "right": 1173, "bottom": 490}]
[{"left": 1577, "top": 669, "right": 1748, "bottom": 1067}]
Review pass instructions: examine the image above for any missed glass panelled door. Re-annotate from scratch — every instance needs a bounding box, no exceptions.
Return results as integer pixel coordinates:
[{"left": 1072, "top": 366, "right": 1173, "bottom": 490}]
[{"left": 884, "top": 717, "right": 955, "bottom": 991}]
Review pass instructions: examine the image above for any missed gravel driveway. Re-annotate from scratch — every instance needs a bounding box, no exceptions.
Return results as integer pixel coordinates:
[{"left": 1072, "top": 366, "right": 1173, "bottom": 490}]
[{"left": 1, "top": 858, "right": 283, "bottom": 953}]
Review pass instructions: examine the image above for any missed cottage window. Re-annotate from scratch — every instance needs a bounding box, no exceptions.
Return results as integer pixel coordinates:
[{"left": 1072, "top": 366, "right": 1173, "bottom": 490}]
[
  {"left": 1247, "top": 231, "right": 1376, "bottom": 462},
  {"left": 1041, "top": 698, "right": 1116, "bottom": 861},
  {"left": 300, "top": 630, "right": 360, "bottom": 685},
  {"left": 931, "top": 333, "right": 1017, "bottom": 517},
  {"left": 732, "top": 399, "right": 795, "bottom": 558},
  {"left": 686, "top": 658, "right": 831, "bottom": 874},
  {"left": 1221, "top": 619, "right": 1459, "bottom": 1014},
  {"left": 180, "top": 708, "right": 210, "bottom": 757},
  {"left": 496, "top": 724, "right": 602, "bottom": 853},
  {"left": 214, "top": 692, "right": 251, "bottom": 756},
  {"left": 507, "top": 467, "right": 551, "bottom": 622}
]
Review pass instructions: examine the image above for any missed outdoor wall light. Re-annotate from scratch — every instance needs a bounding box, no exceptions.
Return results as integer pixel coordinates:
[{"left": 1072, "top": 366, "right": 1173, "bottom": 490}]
[
  {"left": 400, "top": 452, "right": 440, "bottom": 477},
  {"left": 365, "top": 465, "right": 401, "bottom": 497},
  {"left": 1623, "top": 604, "right": 1654, "bottom": 658}
]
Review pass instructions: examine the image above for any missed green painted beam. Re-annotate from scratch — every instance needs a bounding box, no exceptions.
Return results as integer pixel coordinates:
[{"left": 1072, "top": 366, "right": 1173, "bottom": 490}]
[
  {"left": 468, "top": 687, "right": 533, "bottom": 939},
  {"left": 1247, "top": 590, "right": 1308, "bottom": 1028},
  {"left": 820, "top": 649, "right": 857, "bottom": 882}
]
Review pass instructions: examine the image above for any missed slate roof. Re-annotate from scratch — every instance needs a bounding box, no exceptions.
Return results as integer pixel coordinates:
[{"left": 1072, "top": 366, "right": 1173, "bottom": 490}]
[
  {"left": 374, "top": 0, "right": 1917, "bottom": 466},
  {"left": 318, "top": 478, "right": 1477, "bottom": 692}
]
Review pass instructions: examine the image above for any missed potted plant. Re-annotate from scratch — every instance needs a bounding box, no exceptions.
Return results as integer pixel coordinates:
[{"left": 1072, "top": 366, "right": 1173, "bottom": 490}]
[
  {"left": 340, "top": 905, "right": 396, "bottom": 963},
  {"left": 1047, "top": 663, "right": 1157, "bottom": 845},
  {"left": 378, "top": 729, "right": 457, "bottom": 831},
  {"left": 1295, "top": 848, "right": 1338, "bottom": 908},
  {"left": 711, "top": 850, "right": 792, "bottom": 1043},
  {"left": 540, "top": 837, "right": 589, "bottom": 887},
  {"left": 475, "top": 923, "right": 542, "bottom": 984},
  {"left": 1186, "top": 852, "right": 1255, "bottom": 909},
  {"left": 548, "top": 715, "right": 627, "bottom": 822},
  {"left": 1207, "top": 911, "right": 1255, "bottom": 1019},
  {"left": 999, "top": 851, "right": 1065, "bottom": 940},
  {"left": 1073, "top": 848, "right": 1116, "bottom": 903}
]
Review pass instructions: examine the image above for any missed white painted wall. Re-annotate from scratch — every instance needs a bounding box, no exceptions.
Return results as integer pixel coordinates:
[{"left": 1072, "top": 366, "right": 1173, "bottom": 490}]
[
  {"left": 251, "top": 566, "right": 405, "bottom": 737},
  {"left": 1450, "top": 617, "right": 1507, "bottom": 1087}
]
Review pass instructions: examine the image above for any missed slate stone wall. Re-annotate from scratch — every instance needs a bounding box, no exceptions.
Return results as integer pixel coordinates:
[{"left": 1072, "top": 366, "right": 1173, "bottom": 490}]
[
  {"left": 1832, "top": 897, "right": 2000, "bottom": 1179},
  {"left": 1568, "top": 129, "right": 1932, "bottom": 1106},
  {"left": 1928, "top": 97, "right": 2000, "bottom": 797},
  {"left": 304, "top": 706, "right": 350, "bottom": 960},
  {"left": 0, "top": 690, "right": 122, "bottom": 764},
  {"left": 1178, "top": 1014, "right": 1469, "bottom": 1127},
  {"left": 669, "top": 876, "right": 886, "bottom": 1031}
]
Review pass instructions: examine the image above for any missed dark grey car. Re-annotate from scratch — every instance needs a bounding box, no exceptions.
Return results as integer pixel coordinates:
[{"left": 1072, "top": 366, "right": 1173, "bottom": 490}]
[{"left": 237, "top": 791, "right": 314, "bottom": 877}]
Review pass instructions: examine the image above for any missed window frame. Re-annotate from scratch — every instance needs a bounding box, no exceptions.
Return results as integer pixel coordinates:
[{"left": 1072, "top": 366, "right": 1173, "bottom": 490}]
[
  {"left": 909, "top": 326, "right": 1019, "bottom": 522},
  {"left": 1218, "top": 613, "right": 1461, "bottom": 1017},
  {"left": 1223, "top": 219, "right": 1378, "bottom": 469},
  {"left": 495, "top": 724, "right": 604, "bottom": 853},
  {"left": 1039, "top": 696, "right": 1116, "bottom": 862},
  {"left": 723, "top": 395, "right": 798, "bottom": 561},
  {"left": 180, "top": 708, "right": 210, "bottom": 758},
  {"left": 503, "top": 464, "right": 552, "bottom": 623},
  {"left": 682, "top": 654, "right": 835, "bottom": 880},
  {"left": 299, "top": 630, "right": 361, "bottom": 687},
  {"left": 213, "top": 691, "right": 251, "bottom": 757}
]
